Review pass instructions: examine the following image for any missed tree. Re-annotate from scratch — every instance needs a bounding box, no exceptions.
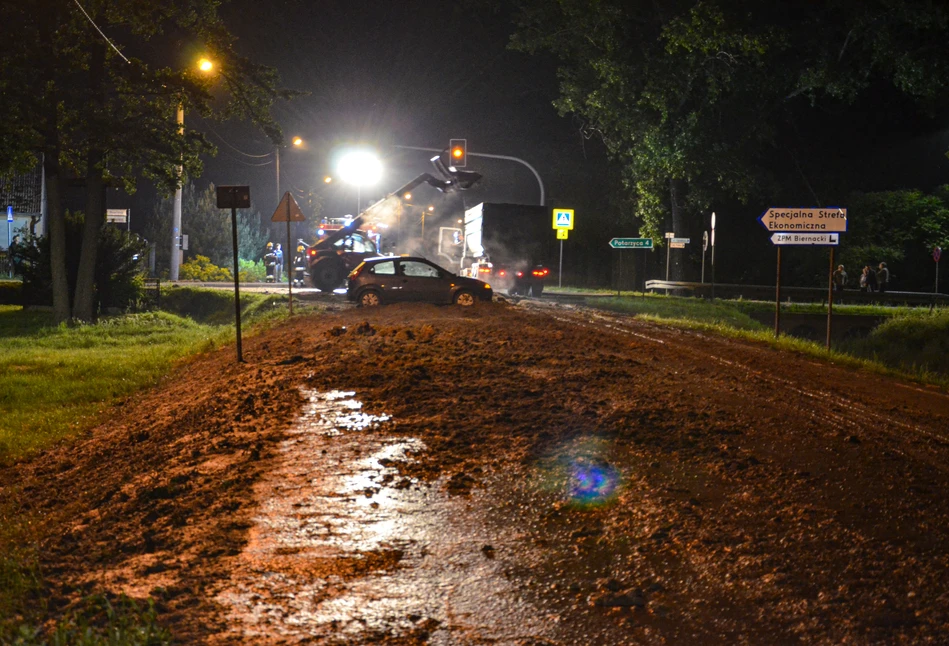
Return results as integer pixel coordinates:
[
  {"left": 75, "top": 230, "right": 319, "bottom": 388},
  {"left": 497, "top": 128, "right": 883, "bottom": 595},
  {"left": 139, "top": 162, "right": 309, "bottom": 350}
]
[
  {"left": 0, "top": 0, "right": 293, "bottom": 322},
  {"left": 510, "top": 0, "right": 949, "bottom": 279},
  {"left": 144, "top": 183, "right": 270, "bottom": 274}
]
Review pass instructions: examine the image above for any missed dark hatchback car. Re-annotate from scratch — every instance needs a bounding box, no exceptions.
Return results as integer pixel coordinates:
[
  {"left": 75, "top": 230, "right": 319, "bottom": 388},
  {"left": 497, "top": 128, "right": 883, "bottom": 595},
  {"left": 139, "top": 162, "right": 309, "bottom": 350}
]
[{"left": 347, "top": 256, "right": 494, "bottom": 306}]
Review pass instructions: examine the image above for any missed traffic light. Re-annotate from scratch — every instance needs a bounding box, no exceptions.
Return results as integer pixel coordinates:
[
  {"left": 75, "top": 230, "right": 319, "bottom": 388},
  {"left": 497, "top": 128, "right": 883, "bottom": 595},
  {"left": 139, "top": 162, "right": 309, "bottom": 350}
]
[{"left": 449, "top": 139, "right": 467, "bottom": 168}]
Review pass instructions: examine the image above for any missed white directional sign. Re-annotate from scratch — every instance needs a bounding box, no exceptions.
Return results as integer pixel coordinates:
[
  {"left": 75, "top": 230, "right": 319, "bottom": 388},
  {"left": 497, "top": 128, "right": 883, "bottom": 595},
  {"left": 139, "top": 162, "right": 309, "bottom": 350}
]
[
  {"left": 552, "top": 208, "right": 574, "bottom": 230},
  {"left": 106, "top": 209, "right": 128, "bottom": 223},
  {"left": 759, "top": 207, "right": 847, "bottom": 232},
  {"left": 671, "top": 237, "right": 690, "bottom": 244},
  {"left": 664, "top": 232, "right": 675, "bottom": 239},
  {"left": 770, "top": 233, "right": 840, "bottom": 246}
]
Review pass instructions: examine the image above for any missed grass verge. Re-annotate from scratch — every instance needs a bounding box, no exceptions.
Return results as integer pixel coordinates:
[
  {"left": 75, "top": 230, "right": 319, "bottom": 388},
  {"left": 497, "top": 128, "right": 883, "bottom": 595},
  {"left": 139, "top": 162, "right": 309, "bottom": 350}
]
[
  {"left": 588, "top": 295, "right": 949, "bottom": 387},
  {"left": 0, "top": 287, "right": 310, "bottom": 643}
]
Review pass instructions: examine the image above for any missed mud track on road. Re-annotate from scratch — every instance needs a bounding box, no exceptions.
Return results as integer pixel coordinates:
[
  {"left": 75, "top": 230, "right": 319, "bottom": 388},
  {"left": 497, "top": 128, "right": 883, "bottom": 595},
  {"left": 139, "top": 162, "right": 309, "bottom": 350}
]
[{"left": 5, "top": 301, "right": 949, "bottom": 644}]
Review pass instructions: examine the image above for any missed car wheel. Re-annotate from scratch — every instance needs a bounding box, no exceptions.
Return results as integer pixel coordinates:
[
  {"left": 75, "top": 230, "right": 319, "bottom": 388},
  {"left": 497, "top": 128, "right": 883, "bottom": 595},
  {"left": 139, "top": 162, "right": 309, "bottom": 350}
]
[
  {"left": 454, "top": 290, "right": 476, "bottom": 306},
  {"left": 311, "top": 257, "right": 346, "bottom": 291},
  {"left": 358, "top": 289, "right": 382, "bottom": 307}
]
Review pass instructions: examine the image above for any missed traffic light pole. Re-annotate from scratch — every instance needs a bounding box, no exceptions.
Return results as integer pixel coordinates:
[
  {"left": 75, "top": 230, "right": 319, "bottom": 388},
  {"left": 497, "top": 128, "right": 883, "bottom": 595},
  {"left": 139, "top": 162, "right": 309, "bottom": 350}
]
[{"left": 394, "top": 146, "right": 545, "bottom": 206}]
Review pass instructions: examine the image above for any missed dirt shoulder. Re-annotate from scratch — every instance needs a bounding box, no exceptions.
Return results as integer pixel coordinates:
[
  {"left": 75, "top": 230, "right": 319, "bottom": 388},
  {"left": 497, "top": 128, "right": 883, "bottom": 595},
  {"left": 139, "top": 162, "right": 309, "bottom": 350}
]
[{"left": 4, "top": 301, "right": 949, "bottom": 644}]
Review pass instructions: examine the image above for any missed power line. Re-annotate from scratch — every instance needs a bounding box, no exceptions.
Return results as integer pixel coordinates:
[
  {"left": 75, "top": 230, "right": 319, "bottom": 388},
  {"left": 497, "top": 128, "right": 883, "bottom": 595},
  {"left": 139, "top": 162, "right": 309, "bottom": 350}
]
[
  {"left": 197, "top": 116, "right": 274, "bottom": 158},
  {"left": 71, "top": 0, "right": 130, "bottom": 64}
]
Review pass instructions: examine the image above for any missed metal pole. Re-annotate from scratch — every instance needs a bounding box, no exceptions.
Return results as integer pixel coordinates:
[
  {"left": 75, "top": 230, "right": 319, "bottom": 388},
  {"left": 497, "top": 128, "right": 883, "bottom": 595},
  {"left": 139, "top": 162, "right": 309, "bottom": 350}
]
[
  {"left": 826, "top": 247, "right": 834, "bottom": 350},
  {"left": 286, "top": 197, "right": 293, "bottom": 315},
  {"left": 642, "top": 250, "right": 647, "bottom": 301},
  {"left": 775, "top": 247, "right": 782, "bottom": 338},
  {"left": 230, "top": 204, "right": 244, "bottom": 363},
  {"left": 936, "top": 257, "right": 940, "bottom": 294},
  {"left": 558, "top": 239, "right": 563, "bottom": 288},
  {"left": 701, "top": 244, "right": 706, "bottom": 284},
  {"left": 393, "top": 145, "right": 545, "bottom": 205},
  {"left": 275, "top": 146, "right": 280, "bottom": 208},
  {"left": 170, "top": 103, "right": 184, "bottom": 281}
]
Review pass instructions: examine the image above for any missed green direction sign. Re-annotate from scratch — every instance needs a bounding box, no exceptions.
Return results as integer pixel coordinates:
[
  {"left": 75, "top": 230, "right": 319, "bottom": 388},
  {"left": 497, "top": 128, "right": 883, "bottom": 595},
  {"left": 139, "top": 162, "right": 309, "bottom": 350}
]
[{"left": 609, "top": 237, "right": 653, "bottom": 249}]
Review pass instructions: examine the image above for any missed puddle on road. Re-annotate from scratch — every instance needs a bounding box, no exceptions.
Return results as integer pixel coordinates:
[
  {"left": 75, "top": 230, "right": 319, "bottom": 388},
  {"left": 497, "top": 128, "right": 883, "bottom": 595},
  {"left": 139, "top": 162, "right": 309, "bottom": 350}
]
[{"left": 217, "top": 390, "right": 555, "bottom": 644}]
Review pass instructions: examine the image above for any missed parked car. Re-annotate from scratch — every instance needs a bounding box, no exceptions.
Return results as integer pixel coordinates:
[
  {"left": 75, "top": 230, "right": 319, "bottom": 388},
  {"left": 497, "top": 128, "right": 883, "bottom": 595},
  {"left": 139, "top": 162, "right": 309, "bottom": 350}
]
[{"left": 347, "top": 256, "right": 494, "bottom": 307}]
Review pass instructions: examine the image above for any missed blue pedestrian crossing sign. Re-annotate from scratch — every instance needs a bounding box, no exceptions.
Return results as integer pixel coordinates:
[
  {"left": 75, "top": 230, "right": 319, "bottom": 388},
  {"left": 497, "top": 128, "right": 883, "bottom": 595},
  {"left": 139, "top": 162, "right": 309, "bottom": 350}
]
[
  {"left": 6, "top": 206, "right": 12, "bottom": 223},
  {"left": 552, "top": 208, "right": 574, "bottom": 230}
]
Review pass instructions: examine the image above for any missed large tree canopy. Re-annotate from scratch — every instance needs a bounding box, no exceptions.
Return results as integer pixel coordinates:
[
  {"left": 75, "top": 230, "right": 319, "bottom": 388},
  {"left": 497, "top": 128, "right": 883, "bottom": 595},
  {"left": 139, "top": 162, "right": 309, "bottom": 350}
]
[
  {"left": 510, "top": 0, "right": 949, "bottom": 253},
  {"left": 0, "top": 0, "right": 292, "bottom": 321}
]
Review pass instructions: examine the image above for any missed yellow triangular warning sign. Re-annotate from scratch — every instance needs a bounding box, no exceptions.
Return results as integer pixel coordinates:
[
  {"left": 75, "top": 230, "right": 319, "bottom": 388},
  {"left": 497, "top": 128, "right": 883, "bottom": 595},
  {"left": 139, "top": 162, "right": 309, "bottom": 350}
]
[{"left": 271, "top": 192, "right": 306, "bottom": 222}]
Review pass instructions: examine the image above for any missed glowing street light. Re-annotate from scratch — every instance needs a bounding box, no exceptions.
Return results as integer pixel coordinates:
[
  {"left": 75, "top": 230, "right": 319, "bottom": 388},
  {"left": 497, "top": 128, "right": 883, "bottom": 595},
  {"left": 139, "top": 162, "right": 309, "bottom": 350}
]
[
  {"left": 171, "top": 56, "right": 215, "bottom": 281},
  {"left": 337, "top": 149, "right": 383, "bottom": 214},
  {"left": 292, "top": 136, "right": 303, "bottom": 147}
]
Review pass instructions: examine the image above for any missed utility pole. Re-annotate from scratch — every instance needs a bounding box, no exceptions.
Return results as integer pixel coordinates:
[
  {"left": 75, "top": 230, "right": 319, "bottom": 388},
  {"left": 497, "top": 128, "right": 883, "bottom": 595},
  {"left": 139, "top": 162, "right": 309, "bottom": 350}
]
[{"left": 170, "top": 104, "right": 184, "bottom": 281}]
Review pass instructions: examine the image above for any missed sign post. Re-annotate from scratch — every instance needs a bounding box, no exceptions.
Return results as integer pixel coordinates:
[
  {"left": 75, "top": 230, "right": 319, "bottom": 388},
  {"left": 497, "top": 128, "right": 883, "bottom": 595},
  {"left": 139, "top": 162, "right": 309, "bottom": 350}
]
[
  {"left": 6, "top": 205, "right": 12, "bottom": 250},
  {"left": 609, "top": 238, "right": 654, "bottom": 298},
  {"left": 761, "top": 207, "right": 846, "bottom": 349},
  {"left": 711, "top": 212, "right": 716, "bottom": 301},
  {"left": 552, "top": 208, "right": 574, "bottom": 289},
  {"left": 216, "top": 186, "right": 251, "bottom": 363},
  {"left": 701, "top": 231, "right": 708, "bottom": 283},
  {"left": 272, "top": 191, "right": 307, "bottom": 315},
  {"left": 935, "top": 246, "right": 942, "bottom": 295}
]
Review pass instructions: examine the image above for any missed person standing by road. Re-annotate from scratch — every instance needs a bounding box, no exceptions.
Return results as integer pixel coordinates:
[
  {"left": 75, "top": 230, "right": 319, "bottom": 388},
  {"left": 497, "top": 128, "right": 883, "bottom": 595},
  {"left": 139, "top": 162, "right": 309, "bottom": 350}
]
[
  {"left": 274, "top": 243, "right": 284, "bottom": 283},
  {"left": 877, "top": 262, "right": 889, "bottom": 293},
  {"left": 865, "top": 264, "right": 878, "bottom": 292},
  {"left": 833, "top": 264, "right": 847, "bottom": 302},
  {"left": 263, "top": 242, "right": 276, "bottom": 283}
]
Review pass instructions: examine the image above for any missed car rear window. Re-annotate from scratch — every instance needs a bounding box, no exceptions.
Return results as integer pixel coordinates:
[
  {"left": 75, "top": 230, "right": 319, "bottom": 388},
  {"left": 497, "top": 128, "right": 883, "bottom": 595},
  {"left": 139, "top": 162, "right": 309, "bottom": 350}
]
[{"left": 370, "top": 260, "right": 396, "bottom": 275}]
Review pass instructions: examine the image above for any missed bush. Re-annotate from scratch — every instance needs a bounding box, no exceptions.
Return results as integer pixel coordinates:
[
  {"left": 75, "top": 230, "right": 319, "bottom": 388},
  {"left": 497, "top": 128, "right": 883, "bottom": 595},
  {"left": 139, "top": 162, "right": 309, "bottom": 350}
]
[
  {"left": 14, "top": 212, "right": 148, "bottom": 314},
  {"left": 238, "top": 258, "right": 267, "bottom": 282},
  {"left": 178, "top": 255, "right": 232, "bottom": 282},
  {"left": 0, "top": 282, "right": 21, "bottom": 305}
]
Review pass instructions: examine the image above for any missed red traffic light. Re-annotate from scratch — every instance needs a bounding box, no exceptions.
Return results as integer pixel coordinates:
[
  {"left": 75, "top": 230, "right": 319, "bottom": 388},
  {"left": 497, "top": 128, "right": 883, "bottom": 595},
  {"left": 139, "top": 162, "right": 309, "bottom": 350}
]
[{"left": 449, "top": 138, "right": 467, "bottom": 167}]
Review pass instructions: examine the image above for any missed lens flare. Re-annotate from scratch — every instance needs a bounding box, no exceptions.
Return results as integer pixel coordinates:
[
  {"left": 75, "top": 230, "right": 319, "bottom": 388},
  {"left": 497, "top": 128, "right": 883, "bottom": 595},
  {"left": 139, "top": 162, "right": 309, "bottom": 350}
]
[{"left": 569, "top": 460, "right": 621, "bottom": 506}]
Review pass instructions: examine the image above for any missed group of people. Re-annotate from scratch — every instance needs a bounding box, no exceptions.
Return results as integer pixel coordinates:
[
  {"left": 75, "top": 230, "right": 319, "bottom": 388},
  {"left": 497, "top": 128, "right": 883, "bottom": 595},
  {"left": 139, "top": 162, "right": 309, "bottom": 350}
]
[
  {"left": 832, "top": 262, "right": 890, "bottom": 294},
  {"left": 263, "top": 241, "right": 308, "bottom": 285}
]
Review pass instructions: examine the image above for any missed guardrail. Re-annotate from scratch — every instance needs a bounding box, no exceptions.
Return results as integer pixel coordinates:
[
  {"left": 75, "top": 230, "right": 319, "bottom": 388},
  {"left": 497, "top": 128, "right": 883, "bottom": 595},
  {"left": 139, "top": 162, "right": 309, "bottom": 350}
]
[{"left": 644, "top": 280, "right": 949, "bottom": 305}]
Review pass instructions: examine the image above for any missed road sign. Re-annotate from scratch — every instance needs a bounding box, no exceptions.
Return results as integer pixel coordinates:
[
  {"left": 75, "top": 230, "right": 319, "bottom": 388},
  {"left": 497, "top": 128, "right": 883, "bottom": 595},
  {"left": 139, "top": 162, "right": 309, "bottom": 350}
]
[
  {"left": 552, "top": 208, "right": 574, "bottom": 230},
  {"left": 703, "top": 231, "right": 708, "bottom": 251},
  {"left": 770, "top": 232, "right": 840, "bottom": 246},
  {"left": 664, "top": 232, "right": 675, "bottom": 239},
  {"left": 671, "top": 237, "right": 690, "bottom": 244},
  {"left": 609, "top": 237, "right": 653, "bottom": 249},
  {"left": 670, "top": 241, "right": 686, "bottom": 249},
  {"left": 759, "top": 207, "right": 847, "bottom": 232},
  {"left": 216, "top": 185, "right": 250, "bottom": 209},
  {"left": 272, "top": 191, "right": 306, "bottom": 222},
  {"left": 106, "top": 209, "right": 127, "bottom": 223},
  {"left": 556, "top": 228, "right": 569, "bottom": 240},
  {"left": 6, "top": 206, "right": 12, "bottom": 223},
  {"left": 935, "top": 246, "right": 942, "bottom": 263}
]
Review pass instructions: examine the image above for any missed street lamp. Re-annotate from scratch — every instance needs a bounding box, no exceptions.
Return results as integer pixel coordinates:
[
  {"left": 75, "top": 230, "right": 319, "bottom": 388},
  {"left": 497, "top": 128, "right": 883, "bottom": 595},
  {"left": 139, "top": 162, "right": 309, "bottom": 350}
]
[
  {"left": 336, "top": 149, "right": 382, "bottom": 214},
  {"left": 170, "top": 57, "right": 214, "bottom": 281},
  {"left": 275, "top": 135, "right": 304, "bottom": 205}
]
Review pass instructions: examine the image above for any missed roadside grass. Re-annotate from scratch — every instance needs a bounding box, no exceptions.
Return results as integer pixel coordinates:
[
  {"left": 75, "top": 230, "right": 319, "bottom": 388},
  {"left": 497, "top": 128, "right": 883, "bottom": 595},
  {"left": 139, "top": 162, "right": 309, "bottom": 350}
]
[
  {"left": 587, "top": 295, "right": 766, "bottom": 331},
  {"left": 0, "top": 308, "right": 227, "bottom": 464},
  {"left": 0, "top": 287, "right": 308, "bottom": 643},
  {"left": 588, "top": 295, "right": 949, "bottom": 386},
  {"left": 840, "top": 308, "right": 949, "bottom": 379}
]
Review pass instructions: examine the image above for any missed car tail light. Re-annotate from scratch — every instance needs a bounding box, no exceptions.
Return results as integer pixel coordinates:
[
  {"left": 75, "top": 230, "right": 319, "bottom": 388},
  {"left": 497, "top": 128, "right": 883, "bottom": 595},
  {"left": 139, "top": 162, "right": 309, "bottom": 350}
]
[
  {"left": 479, "top": 267, "right": 492, "bottom": 274},
  {"left": 308, "top": 249, "right": 317, "bottom": 257},
  {"left": 532, "top": 267, "right": 549, "bottom": 278},
  {"left": 498, "top": 269, "right": 506, "bottom": 277},
  {"left": 349, "top": 263, "right": 366, "bottom": 279},
  {"left": 516, "top": 271, "right": 524, "bottom": 278}
]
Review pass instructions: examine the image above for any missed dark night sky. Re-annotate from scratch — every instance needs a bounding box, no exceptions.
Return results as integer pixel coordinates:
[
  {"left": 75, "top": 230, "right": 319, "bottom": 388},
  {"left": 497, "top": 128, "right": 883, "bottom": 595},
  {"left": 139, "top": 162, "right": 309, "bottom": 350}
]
[
  {"left": 112, "top": 1, "right": 949, "bottom": 284},
  {"left": 193, "top": 0, "right": 596, "bottom": 224}
]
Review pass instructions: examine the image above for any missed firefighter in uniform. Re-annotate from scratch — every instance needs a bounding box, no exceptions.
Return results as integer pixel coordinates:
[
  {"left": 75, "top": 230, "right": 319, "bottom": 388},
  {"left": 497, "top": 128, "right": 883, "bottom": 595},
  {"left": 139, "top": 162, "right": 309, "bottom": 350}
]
[
  {"left": 263, "top": 242, "right": 276, "bottom": 283},
  {"left": 293, "top": 244, "right": 308, "bottom": 287}
]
